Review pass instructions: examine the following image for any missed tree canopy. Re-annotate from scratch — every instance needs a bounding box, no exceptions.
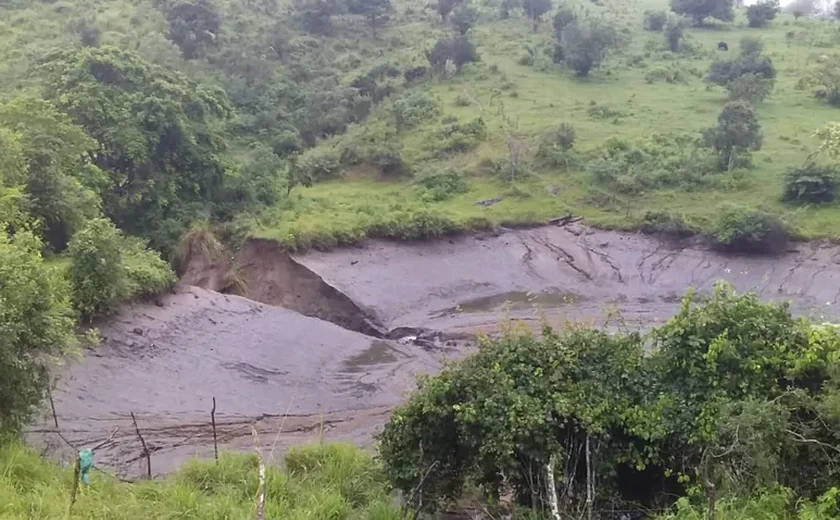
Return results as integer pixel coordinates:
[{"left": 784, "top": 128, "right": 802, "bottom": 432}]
[{"left": 671, "top": 0, "right": 734, "bottom": 24}]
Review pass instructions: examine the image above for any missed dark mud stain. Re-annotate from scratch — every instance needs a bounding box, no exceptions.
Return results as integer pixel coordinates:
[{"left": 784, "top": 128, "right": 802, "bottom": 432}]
[
  {"left": 441, "top": 289, "right": 583, "bottom": 315},
  {"left": 341, "top": 340, "right": 400, "bottom": 373}
]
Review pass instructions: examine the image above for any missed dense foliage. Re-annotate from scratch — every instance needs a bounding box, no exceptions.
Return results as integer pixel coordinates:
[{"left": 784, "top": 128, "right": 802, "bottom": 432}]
[{"left": 380, "top": 286, "right": 840, "bottom": 516}]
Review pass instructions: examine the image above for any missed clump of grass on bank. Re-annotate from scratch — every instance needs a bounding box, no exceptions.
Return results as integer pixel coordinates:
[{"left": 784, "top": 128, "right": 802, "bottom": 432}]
[{"left": 0, "top": 441, "right": 399, "bottom": 519}]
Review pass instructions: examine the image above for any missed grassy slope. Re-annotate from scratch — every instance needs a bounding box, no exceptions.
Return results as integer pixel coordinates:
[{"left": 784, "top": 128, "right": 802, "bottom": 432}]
[
  {"left": 250, "top": 2, "right": 840, "bottom": 248},
  {"left": 0, "top": 441, "right": 399, "bottom": 519}
]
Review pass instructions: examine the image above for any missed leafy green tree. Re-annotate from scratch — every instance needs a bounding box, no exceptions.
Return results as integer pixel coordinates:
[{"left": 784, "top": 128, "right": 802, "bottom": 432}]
[
  {"left": 450, "top": 4, "right": 478, "bottom": 34},
  {"left": 559, "top": 19, "right": 617, "bottom": 76},
  {"left": 782, "top": 162, "right": 838, "bottom": 204},
  {"left": 347, "top": 0, "right": 394, "bottom": 37},
  {"left": 436, "top": 0, "right": 461, "bottom": 21},
  {"left": 0, "top": 129, "right": 30, "bottom": 234},
  {"left": 707, "top": 42, "right": 776, "bottom": 87},
  {"left": 664, "top": 14, "right": 686, "bottom": 52},
  {"left": 746, "top": 0, "right": 779, "bottom": 27},
  {"left": 41, "top": 46, "right": 232, "bottom": 254},
  {"left": 704, "top": 101, "right": 763, "bottom": 170},
  {"left": 523, "top": 0, "right": 552, "bottom": 32},
  {"left": 426, "top": 35, "right": 480, "bottom": 76},
  {"left": 0, "top": 97, "right": 104, "bottom": 251},
  {"left": 68, "top": 218, "right": 127, "bottom": 319},
  {"left": 0, "top": 230, "right": 75, "bottom": 433},
  {"left": 166, "top": 0, "right": 221, "bottom": 59},
  {"left": 670, "top": 0, "right": 734, "bottom": 25}
]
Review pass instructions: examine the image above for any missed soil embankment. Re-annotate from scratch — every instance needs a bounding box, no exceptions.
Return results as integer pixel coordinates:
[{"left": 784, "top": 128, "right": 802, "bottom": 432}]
[{"left": 31, "top": 223, "right": 840, "bottom": 478}]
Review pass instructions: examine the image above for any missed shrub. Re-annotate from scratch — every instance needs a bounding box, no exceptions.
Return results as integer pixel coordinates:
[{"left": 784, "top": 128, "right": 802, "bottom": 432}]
[
  {"left": 68, "top": 218, "right": 128, "bottom": 318},
  {"left": 537, "top": 123, "right": 577, "bottom": 169},
  {"left": 296, "top": 147, "right": 342, "bottom": 182},
  {"left": 432, "top": 117, "right": 487, "bottom": 154},
  {"left": 644, "top": 9, "right": 668, "bottom": 30},
  {"left": 707, "top": 41, "right": 776, "bottom": 87},
  {"left": 639, "top": 210, "right": 693, "bottom": 237},
  {"left": 415, "top": 169, "right": 470, "bottom": 201},
  {"left": 367, "top": 139, "right": 406, "bottom": 177},
  {"left": 122, "top": 237, "right": 177, "bottom": 298},
  {"left": 670, "top": 0, "right": 734, "bottom": 24},
  {"left": 710, "top": 204, "right": 788, "bottom": 253},
  {"left": 391, "top": 92, "right": 440, "bottom": 131},
  {"left": 645, "top": 65, "right": 688, "bottom": 84},
  {"left": 403, "top": 65, "right": 427, "bottom": 83},
  {"left": 782, "top": 162, "right": 838, "bottom": 204},
  {"left": 740, "top": 35, "right": 765, "bottom": 57},
  {"left": 726, "top": 72, "right": 774, "bottom": 103},
  {"left": 746, "top": 0, "right": 780, "bottom": 27},
  {"left": 809, "top": 55, "right": 840, "bottom": 107}
]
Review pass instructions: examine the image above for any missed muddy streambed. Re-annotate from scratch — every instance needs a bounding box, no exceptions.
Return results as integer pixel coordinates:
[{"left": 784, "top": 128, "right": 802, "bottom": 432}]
[{"left": 30, "top": 224, "right": 840, "bottom": 478}]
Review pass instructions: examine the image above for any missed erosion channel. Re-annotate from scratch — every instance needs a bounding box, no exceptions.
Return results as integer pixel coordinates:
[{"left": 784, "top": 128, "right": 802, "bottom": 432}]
[{"left": 30, "top": 223, "right": 840, "bottom": 479}]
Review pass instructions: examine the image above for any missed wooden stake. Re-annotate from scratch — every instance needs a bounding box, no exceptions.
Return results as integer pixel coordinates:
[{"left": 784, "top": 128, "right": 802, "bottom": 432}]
[
  {"left": 211, "top": 397, "right": 219, "bottom": 463},
  {"left": 252, "top": 426, "right": 266, "bottom": 520},
  {"left": 130, "top": 412, "right": 151, "bottom": 480}
]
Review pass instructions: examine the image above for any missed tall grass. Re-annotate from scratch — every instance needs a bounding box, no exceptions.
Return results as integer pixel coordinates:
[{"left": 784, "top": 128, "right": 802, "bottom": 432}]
[{"left": 0, "top": 441, "right": 400, "bottom": 519}]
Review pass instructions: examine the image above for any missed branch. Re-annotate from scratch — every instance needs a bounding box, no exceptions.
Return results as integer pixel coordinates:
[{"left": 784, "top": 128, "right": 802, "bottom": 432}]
[
  {"left": 130, "top": 412, "right": 152, "bottom": 480},
  {"left": 786, "top": 429, "right": 840, "bottom": 454}
]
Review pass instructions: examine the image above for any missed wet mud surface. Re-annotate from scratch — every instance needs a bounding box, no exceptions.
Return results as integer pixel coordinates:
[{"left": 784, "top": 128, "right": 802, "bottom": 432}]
[{"left": 31, "top": 224, "right": 840, "bottom": 478}]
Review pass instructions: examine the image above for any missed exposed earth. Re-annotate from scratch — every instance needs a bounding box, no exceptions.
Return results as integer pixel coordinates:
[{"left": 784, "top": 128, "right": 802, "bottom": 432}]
[{"left": 29, "top": 223, "right": 840, "bottom": 479}]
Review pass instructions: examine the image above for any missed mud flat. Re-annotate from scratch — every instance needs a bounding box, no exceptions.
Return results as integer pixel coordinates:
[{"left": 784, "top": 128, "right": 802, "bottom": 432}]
[{"left": 30, "top": 224, "right": 840, "bottom": 478}]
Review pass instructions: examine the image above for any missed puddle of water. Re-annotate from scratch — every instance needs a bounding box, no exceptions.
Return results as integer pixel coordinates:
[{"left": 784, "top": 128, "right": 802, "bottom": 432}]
[
  {"left": 341, "top": 340, "right": 399, "bottom": 373},
  {"left": 454, "top": 289, "right": 583, "bottom": 314}
]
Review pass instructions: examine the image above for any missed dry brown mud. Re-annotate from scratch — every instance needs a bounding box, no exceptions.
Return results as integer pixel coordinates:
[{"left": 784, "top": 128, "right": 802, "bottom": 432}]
[{"left": 30, "top": 223, "right": 840, "bottom": 478}]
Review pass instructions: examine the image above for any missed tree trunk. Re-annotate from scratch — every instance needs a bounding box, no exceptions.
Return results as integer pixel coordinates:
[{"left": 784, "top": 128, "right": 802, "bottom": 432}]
[
  {"left": 586, "top": 435, "right": 593, "bottom": 520},
  {"left": 546, "top": 455, "right": 561, "bottom": 520}
]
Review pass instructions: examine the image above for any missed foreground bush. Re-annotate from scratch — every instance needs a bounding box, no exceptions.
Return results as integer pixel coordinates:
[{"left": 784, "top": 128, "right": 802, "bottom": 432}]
[
  {"left": 0, "top": 441, "right": 399, "bottom": 519},
  {"left": 380, "top": 285, "right": 840, "bottom": 516}
]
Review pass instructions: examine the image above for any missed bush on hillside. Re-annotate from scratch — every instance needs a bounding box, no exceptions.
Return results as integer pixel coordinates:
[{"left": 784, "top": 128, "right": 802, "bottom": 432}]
[
  {"left": 450, "top": 4, "right": 478, "bottom": 34},
  {"left": 415, "top": 169, "right": 470, "bottom": 201},
  {"left": 431, "top": 117, "right": 487, "bottom": 154},
  {"left": 746, "top": 0, "right": 780, "bottom": 27},
  {"left": 808, "top": 55, "right": 840, "bottom": 107},
  {"left": 553, "top": 6, "right": 577, "bottom": 34},
  {"left": 0, "top": 231, "right": 75, "bottom": 433},
  {"left": 664, "top": 14, "right": 686, "bottom": 52},
  {"left": 391, "top": 92, "right": 440, "bottom": 131},
  {"left": 537, "top": 123, "right": 578, "bottom": 170},
  {"left": 639, "top": 210, "right": 694, "bottom": 237},
  {"left": 703, "top": 101, "right": 763, "bottom": 171},
  {"left": 707, "top": 39, "right": 776, "bottom": 88},
  {"left": 122, "top": 236, "right": 177, "bottom": 299},
  {"left": 782, "top": 162, "right": 838, "bottom": 204},
  {"left": 670, "top": 0, "right": 734, "bottom": 24},
  {"left": 726, "top": 72, "right": 774, "bottom": 103},
  {"left": 295, "top": 147, "right": 342, "bottom": 182},
  {"left": 644, "top": 9, "right": 668, "bottom": 30},
  {"left": 740, "top": 35, "right": 765, "bottom": 57},
  {"left": 710, "top": 204, "right": 789, "bottom": 253}
]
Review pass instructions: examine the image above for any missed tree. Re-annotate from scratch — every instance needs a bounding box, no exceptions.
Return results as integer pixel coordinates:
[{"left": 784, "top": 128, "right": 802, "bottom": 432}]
[
  {"left": 746, "top": 0, "right": 779, "bottom": 27},
  {"left": 436, "top": 0, "right": 460, "bottom": 21},
  {"left": 552, "top": 6, "right": 576, "bottom": 34},
  {"left": 704, "top": 101, "right": 763, "bottom": 171},
  {"left": 726, "top": 72, "right": 774, "bottom": 103},
  {"left": 426, "top": 35, "right": 480, "bottom": 76},
  {"left": 664, "top": 14, "right": 686, "bottom": 52},
  {"left": 0, "top": 97, "right": 104, "bottom": 251},
  {"left": 347, "top": 0, "right": 394, "bottom": 37},
  {"left": 834, "top": 0, "right": 840, "bottom": 20},
  {"left": 560, "top": 19, "right": 617, "bottom": 76},
  {"left": 295, "top": 0, "right": 343, "bottom": 34},
  {"left": 644, "top": 9, "right": 668, "bottom": 30},
  {"left": 166, "top": 0, "right": 221, "bottom": 59},
  {"left": 450, "top": 4, "right": 478, "bottom": 34},
  {"left": 810, "top": 55, "right": 840, "bottom": 107},
  {"left": 786, "top": 0, "right": 814, "bottom": 18},
  {"left": 0, "top": 230, "right": 75, "bottom": 433},
  {"left": 523, "top": 0, "right": 552, "bottom": 31},
  {"left": 284, "top": 156, "right": 314, "bottom": 196},
  {"left": 41, "top": 46, "right": 233, "bottom": 254},
  {"left": 707, "top": 41, "right": 775, "bottom": 87},
  {"left": 670, "top": 0, "right": 734, "bottom": 25}
]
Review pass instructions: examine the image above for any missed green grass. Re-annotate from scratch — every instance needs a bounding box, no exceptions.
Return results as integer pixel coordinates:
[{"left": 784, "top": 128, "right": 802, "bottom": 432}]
[
  {"left": 248, "top": 3, "right": 840, "bottom": 248},
  {"left": 0, "top": 441, "right": 399, "bottom": 519}
]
